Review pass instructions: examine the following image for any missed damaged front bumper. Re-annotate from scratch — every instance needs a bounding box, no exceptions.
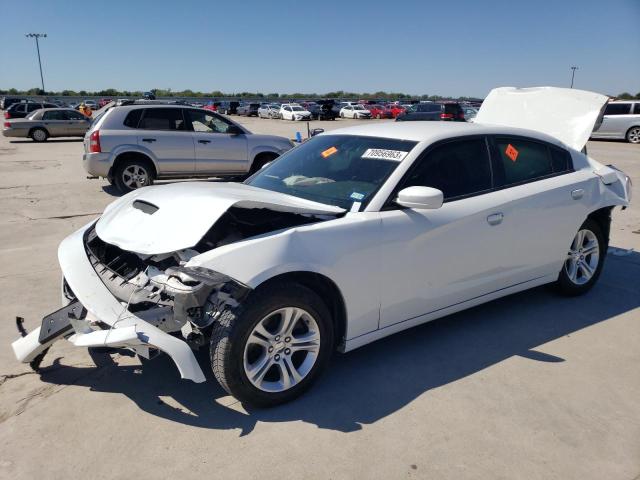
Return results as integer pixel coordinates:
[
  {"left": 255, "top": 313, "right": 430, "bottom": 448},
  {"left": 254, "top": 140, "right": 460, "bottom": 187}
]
[{"left": 11, "top": 223, "right": 249, "bottom": 383}]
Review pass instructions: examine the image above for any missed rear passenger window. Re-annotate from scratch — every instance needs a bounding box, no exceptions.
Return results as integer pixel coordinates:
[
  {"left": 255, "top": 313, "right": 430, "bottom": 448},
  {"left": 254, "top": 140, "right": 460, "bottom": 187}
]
[
  {"left": 43, "top": 111, "right": 66, "bottom": 120},
  {"left": 494, "top": 138, "right": 553, "bottom": 185},
  {"left": 138, "top": 108, "right": 185, "bottom": 130},
  {"left": 634, "top": 103, "right": 640, "bottom": 115},
  {"left": 123, "top": 109, "right": 143, "bottom": 128},
  {"left": 401, "top": 138, "right": 492, "bottom": 200}
]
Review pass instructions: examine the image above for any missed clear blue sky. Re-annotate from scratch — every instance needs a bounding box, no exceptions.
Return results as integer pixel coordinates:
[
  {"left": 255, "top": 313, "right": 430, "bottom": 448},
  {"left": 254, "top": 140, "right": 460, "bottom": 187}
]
[{"left": 1, "top": 0, "right": 638, "bottom": 97}]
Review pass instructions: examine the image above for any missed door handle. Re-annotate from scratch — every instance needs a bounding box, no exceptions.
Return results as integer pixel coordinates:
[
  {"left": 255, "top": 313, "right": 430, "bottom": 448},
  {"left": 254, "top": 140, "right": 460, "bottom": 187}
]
[
  {"left": 198, "top": 139, "right": 211, "bottom": 144},
  {"left": 571, "top": 188, "right": 584, "bottom": 200},
  {"left": 487, "top": 212, "right": 504, "bottom": 226},
  {"left": 142, "top": 138, "right": 156, "bottom": 143}
]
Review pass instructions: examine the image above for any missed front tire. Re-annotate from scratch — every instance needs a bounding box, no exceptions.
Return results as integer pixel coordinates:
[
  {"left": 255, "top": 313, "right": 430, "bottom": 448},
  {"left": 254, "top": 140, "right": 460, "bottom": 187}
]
[
  {"left": 210, "top": 282, "right": 334, "bottom": 407},
  {"left": 553, "top": 218, "right": 606, "bottom": 296}
]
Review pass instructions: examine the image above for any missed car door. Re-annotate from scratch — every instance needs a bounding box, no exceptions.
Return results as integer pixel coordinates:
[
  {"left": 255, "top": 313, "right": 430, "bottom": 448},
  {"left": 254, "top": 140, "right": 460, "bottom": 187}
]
[
  {"left": 136, "top": 108, "right": 195, "bottom": 174},
  {"left": 185, "top": 109, "right": 249, "bottom": 174},
  {"left": 592, "top": 103, "right": 632, "bottom": 138},
  {"left": 41, "top": 110, "right": 67, "bottom": 136},
  {"left": 485, "top": 135, "right": 592, "bottom": 284},
  {"left": 64, "top": 109, "right": 91, "bottom": 135},
  {"left": 378, "top": 137, "right": 513, "bottom": 328}
]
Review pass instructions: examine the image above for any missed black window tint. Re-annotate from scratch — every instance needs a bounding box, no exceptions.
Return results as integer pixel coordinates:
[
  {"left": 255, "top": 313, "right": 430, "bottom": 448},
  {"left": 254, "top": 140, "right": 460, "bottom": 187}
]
[
  {"left": 550, "top": 147, "right": 572, "bottom": 173},
  {"left": 402, "top": 139, "right": 492, "bottom": 200},
  {"left": 123, "top": 109, "right": 143, "bottom": 128},
  {"left": 604, "top": 103, "right": 631, "bottom": 115},
  {"left": 495, "top": 138, "right": 553, "bottom": 185},
  {"left": 418, "top": 104, "right": 440, "bottom": 112},
  {"left": 27, "top": 104, "right": 41, "bottom": 112},
  {"left": 65, "top": 110, "right": 85, "bottom": 120},
  {"left": 634, "top": 103, "right": 640, "bottom": 115},
  {"left": 138, "top": 108, "right": 185, "bottom": 130}
]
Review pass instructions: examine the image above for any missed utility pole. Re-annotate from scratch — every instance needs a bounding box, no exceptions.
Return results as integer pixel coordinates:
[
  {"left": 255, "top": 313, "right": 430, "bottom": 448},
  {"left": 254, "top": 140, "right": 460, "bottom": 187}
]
[
  {"left": 570, "top": 66, "right": 578, "bottom": 89},
  {"left": 26, "top": 33, "right": 47, "bottom": 93}
]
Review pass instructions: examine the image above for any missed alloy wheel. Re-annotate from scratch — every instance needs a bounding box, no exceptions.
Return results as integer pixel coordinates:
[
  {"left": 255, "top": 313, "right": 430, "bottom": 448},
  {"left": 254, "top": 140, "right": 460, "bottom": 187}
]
[
  {"left": 122, "top": 164, "right": 149, "bottom": 189},
  {"left": 243, "top": 307, "right": 321, "bottom": 392},
  {"left": 627, "top": 127, "right": 640, "bottom": 144},
  {"left": 564, "top": 229, "right": 600, "bottom": 285}
]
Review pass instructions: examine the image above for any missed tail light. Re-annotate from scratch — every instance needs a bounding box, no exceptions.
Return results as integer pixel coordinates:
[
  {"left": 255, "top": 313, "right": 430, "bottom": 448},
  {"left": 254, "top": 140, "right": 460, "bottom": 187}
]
[
  {"left": 457, "top": 112, "right": 465, "bottom": 120},
  {"left": 3, "top": 122, "right": 10, "bottom": 128},
  {"left": 440, "top": 113, "right": 454, "bottom": 120},
  {"left": 4, "top": 111, "right": 10, "bottom": 119},
  {"left": 89, "top": 130, "right": 101, "bottom": 153}
]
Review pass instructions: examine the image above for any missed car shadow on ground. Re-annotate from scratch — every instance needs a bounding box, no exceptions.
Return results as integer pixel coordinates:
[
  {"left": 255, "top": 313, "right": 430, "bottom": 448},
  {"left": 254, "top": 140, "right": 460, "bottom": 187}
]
[
  {"left": 9, "top": 139, "right": 83, "bottom": 143},
  {"left": 37, "top": 250, "right": 640, "bottom": 435}
]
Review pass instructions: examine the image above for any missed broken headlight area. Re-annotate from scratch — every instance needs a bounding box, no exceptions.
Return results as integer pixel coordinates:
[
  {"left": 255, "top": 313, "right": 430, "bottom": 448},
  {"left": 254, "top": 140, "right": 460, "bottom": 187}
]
[{"left": 84, "top": 226, "right": 251, "bottom": 342}]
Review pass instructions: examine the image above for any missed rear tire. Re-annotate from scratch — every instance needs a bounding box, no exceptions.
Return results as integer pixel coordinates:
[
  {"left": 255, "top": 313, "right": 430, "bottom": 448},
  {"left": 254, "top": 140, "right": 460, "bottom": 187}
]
[
  {"left": 30, "top": 128, "right": 48, "bottom": 142},
  {"left": 113, "top": 157, "right": 155, "bottom": 193},
  {"left": 553, "top": 218, "right": 606, "bottom": 296},
  {"left": 626, "top": 126, "right": 640, "bottom": 144},
  {"left": 210, "top": 281, "right": 334, "bottom": 407}
]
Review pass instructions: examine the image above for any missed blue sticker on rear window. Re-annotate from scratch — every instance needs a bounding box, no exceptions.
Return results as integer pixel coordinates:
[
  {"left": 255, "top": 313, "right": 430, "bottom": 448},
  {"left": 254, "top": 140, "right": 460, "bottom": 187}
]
[{"left": 350, "top": 192, "right": 365, "bottom": 201}]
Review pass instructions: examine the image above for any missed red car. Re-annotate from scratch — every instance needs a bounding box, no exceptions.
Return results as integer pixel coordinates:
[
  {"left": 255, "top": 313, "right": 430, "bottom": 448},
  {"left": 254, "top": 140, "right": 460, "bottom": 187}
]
[
  {"left": 368, "top": 104, "right": 394, "bottom": 119},
  {"left": 386, "top": 104, "right": 406, "bottom": 118},
  {"left": 203, "top": 101, "right": 221, "bottom": 112}
]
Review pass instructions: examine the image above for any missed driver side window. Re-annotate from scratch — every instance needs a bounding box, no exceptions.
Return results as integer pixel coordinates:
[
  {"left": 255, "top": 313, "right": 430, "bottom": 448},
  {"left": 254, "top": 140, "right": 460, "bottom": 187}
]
[
  {"left": 187, "top": 110, "right": 232, "bottom": 133},
  {"left": 400, "top": 138, "right": 493, "bottom": 201}
]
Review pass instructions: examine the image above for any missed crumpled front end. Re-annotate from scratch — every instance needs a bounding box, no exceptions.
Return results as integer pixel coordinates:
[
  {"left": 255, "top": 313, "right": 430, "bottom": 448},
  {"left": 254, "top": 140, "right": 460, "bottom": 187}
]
[{"left": 11, "top": 222, "right": 251, "bottom": 382}]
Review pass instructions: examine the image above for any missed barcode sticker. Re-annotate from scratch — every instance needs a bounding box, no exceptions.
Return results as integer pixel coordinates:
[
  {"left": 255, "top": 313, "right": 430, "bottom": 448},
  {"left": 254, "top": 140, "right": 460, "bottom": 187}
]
[{"left": 362, "top": 148, "right": 408, "bottom": 162}]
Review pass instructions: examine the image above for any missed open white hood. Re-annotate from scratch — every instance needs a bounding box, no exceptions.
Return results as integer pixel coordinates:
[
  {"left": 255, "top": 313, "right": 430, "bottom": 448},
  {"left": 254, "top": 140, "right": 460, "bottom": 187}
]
[
  {"left": 96, "top": 182, "right": 345, "bottom": 255},
  {"left": 474, "top": 87, "right": 608, "bottom": 151}
]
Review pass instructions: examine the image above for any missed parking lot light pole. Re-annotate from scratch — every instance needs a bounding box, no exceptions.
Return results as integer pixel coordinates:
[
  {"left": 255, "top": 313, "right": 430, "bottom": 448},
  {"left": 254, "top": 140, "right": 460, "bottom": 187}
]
[
  {"left": 26, "top": 33, "right": 47, "bottom": 93},
  {"left": 570, "top": 66, "right": 578, "bottom": 88}
]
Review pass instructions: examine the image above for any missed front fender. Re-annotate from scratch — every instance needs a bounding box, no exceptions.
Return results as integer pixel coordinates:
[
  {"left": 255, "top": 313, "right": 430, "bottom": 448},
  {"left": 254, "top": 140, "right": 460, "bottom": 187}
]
[{"left": 187, "top": 213, "right": 384, "bottom": 340}]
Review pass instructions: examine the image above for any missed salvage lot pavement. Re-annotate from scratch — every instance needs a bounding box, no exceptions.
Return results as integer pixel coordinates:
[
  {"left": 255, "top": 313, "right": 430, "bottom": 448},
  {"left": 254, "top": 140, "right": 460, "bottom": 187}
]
[{"left": 0, "top": 117, "right": 638, "bottom": 480}]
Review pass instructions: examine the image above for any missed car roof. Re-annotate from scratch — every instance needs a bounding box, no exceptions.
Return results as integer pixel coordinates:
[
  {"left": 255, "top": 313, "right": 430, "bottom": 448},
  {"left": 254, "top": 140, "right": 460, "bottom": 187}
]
[{"left": 321, "top": 121, "right": 570, "bottom": 149}]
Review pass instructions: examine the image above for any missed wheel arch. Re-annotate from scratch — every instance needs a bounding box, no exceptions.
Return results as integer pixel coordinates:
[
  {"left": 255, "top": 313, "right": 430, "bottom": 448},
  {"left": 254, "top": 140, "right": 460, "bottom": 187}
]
[
  {"left": 253, "top": 271, "right": 348, "bottom": 351},
  {"left": 585, "top": 206, "right": 614, "bottom": 246},
  {"left": 249, "top": 150, "right": 280, "bottom": 173},
  {"left": 110, "top": 150, "right": 158, "bottom": 180}
]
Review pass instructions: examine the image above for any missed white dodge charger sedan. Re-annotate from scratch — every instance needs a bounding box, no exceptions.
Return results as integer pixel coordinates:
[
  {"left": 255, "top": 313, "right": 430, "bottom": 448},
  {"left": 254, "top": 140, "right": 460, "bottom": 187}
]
[{"left": 12, "top": 88, "right": 631, "bottom": 406}]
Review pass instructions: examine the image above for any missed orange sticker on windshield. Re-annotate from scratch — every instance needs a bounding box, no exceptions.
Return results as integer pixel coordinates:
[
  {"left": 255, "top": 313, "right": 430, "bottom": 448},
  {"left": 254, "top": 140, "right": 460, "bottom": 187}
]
[
  {"left": 505, "top": 144, "right": 519, "bottom": 162},
  {"left": 321, "top": 146, "right": 338, "bottom": 158}
]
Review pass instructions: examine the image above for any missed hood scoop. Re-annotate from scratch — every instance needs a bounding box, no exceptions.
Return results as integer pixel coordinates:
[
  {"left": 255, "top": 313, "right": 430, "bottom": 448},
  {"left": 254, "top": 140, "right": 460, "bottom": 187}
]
[
  {"left": 95, "top": 182, "right": 345, "bottom": 255},
  {"left": 132, "top": 200, "right": 159, "bottom": 215}
]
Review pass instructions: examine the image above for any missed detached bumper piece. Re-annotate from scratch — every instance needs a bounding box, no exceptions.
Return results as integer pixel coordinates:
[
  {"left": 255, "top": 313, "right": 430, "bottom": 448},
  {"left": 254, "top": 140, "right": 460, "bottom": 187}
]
[{"left": 11, "top": 224, "right": 208, "bottom": 383}]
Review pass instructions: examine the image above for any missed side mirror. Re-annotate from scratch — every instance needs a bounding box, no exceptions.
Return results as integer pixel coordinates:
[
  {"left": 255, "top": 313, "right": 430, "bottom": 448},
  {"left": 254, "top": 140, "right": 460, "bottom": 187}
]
[
  {"left": 226, "top": 125, "right": 243, "bottom": 135},
  {"left": 310, "top": 128, "right": 324, "bottom": 137},
  {"left": 395, "top": 186, "right": 443, "bottom": 209}
]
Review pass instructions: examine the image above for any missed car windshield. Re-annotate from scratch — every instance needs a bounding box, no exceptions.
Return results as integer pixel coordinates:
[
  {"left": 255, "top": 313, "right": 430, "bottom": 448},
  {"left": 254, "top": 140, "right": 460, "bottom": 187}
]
[
  {"left": 353, "top": 105, "right": 366, "bottom": 110},
  {"left": 246, "top": 135, "right": 418, "bottom": 210},
  {"left": 291, "top": 106, "right": 304, "bottom": 111}
]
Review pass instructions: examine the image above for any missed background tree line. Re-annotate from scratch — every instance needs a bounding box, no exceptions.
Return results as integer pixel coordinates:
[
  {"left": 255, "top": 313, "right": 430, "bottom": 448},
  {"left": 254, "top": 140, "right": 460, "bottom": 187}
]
[
  {"left": 1, "top": 87, "right": 638, "bottom": 101},
  {"left": 0, "top": 86, "right": 487, "bottom": 101}
]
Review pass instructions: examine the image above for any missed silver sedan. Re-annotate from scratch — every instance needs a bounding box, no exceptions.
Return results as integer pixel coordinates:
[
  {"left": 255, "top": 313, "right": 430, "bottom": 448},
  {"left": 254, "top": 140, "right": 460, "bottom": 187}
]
[{"left": 2, "top": 108, "right": 91, "bottom": 142}]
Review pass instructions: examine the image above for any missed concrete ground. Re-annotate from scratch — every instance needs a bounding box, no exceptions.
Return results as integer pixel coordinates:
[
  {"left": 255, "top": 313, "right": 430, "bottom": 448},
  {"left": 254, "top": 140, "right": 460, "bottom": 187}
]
[{"left": 0, "top": 116, "right": 638, "bottom": 480}]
